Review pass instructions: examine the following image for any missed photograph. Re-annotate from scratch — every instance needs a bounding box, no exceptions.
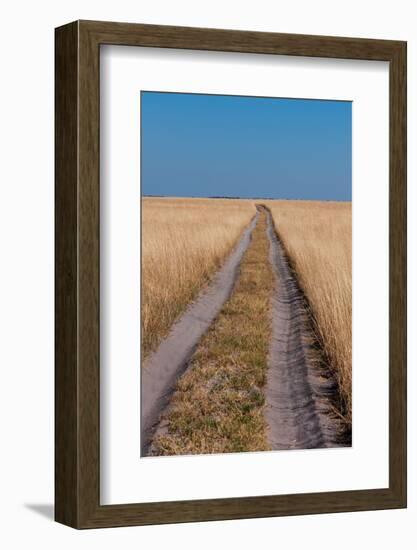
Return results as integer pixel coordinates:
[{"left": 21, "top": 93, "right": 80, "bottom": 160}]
[
  {"left": 0, "top": 0, "right": 408, "bottom": 537},
  {"left": 140, "top": 91, "right": 352, "bottom": 457}
]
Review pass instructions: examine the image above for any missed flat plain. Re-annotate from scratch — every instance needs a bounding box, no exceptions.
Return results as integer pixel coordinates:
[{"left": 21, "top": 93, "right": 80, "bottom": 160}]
[{"left": 141, "top": 197, "right": 352, "bottom": 454}]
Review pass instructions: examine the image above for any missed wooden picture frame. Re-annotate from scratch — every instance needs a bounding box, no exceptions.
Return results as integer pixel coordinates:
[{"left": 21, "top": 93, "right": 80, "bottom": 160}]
[{"left": 55, "top": 20, "right": 407, "bottom": 528}]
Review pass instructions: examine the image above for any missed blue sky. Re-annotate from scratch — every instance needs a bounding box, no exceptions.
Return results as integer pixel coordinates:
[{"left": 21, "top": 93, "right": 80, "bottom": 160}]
[{"left": 141, "top": 92, "right": 351, "bottom": 201}]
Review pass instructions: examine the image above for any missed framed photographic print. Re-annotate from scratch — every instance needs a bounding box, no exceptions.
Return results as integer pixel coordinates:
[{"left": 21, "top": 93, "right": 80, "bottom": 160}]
[{"left": 55, "top": 20, "right": 407, "bottom": 528}]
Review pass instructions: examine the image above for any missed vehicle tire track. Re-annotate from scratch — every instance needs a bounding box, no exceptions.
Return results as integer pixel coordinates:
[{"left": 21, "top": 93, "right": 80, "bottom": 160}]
[
  {"left": 141, "top": 210, "right": 260, "bottom": 455},
  {"left": 264, "top": 207, "right": 346, "bottom": 449}
]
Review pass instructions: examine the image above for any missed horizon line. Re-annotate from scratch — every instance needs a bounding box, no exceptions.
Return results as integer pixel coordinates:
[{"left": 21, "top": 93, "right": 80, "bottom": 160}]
[{"left": 141, "top": 194, "right": 352, "bottom": 202}]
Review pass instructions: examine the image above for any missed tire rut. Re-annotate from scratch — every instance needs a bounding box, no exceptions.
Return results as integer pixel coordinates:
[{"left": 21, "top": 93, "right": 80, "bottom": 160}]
[{"left": 264, "top": 207, "right": 346, "bottom": 449}]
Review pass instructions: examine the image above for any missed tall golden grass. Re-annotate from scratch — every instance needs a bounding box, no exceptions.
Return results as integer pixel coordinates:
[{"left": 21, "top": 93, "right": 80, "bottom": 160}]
[
  {"left": 141, "top": 197, "right": 256, "bottom": 357},
  {"left": 266, "top": 200, "right": 352, "bottom": 423}
]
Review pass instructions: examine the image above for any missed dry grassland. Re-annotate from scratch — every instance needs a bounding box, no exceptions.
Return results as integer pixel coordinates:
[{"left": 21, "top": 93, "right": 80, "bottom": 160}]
[
  {"left": 141, "top": 197, "right": 255, "bottom": 357},
  {"left": 152, "top": 209, "right": 274, "bottom": 455},
  {"left": 265, "top": 200, "right": 352, "bottom": 423}
]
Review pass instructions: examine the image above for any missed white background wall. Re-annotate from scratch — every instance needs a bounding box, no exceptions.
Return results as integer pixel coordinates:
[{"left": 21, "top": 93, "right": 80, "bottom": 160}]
[{"left": 0, "top": 0, "right": 415, "bottom": 547}]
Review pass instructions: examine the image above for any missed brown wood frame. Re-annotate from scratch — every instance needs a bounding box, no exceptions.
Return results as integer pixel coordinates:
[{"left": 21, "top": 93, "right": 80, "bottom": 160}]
[{"left": 55, "top": 20, "right": 407, "bottom": 529}]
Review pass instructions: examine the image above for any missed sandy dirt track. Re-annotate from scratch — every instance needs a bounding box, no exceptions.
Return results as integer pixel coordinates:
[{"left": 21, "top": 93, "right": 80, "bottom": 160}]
[
  {"left": 142, "top": 205, "right": 347, "bottom": 455},
  {"left": 141, "top": 211, "right": 259, "bottom": 455},
  {"left": 264, "top": 208, "right": 345, "bottom": 449}
]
